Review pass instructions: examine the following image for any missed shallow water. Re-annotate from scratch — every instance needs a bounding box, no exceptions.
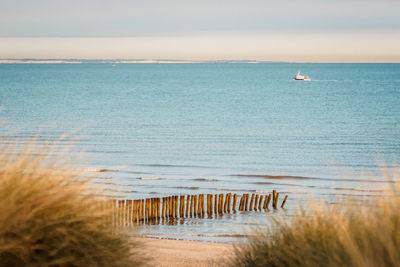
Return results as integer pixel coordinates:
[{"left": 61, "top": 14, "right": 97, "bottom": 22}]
[{"left": 1, "top": 63, "right": 399, "bottom": 241}]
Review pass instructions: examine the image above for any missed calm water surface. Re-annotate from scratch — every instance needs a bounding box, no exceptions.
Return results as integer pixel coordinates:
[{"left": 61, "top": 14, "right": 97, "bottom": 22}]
[{"left": 1, "top": 63, "right": 399, "bottom": 241}]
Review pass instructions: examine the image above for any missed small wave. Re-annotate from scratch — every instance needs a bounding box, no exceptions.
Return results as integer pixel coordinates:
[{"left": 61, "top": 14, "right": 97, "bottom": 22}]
[
  {"left": 96, "top": 181, "right": 137, "bottom": 187},
  {"left": 104, "top": 188, "right": 137, "bottom": 193},
  {"left": 176, "top": 186, "right": 200, "bottom": 190},
  {"left": 193, "top": 178, "right": 219, "bottom": 182},
  {"left": 234, "top": 174, "right": 315, "bottom": 180},
  {"left": 216, "top": 188, "right": 256, "bottom": 192},
  {"left": 237, "top": 174, "right": 396, "bottom": 184},
  {"left": 139, "top": 177, "right": 161, "bottom": 180},
  {"left": 135, "top": 163, "right": 217, "bottom": 169},
  {"left": 99, "top": 168, "right": 116, "bottom": 172}
]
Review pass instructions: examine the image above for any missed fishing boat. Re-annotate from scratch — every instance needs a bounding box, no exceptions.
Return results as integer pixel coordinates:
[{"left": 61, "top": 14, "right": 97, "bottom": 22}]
[{"left": 293, "top": 71, "right": 310, "bottom": 81}]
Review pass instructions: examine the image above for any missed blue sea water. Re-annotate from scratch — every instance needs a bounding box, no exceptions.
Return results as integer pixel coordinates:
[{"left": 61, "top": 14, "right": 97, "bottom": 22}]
[{"left": 1, "top": 63, "right": 399, "bottom": 241}]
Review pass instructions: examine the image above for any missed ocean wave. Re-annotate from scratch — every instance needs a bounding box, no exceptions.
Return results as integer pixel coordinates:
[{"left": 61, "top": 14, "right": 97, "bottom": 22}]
[
  {"left": 176, "top": 186, "right": 200, "bottom": 190},
  {"left": 237, "top": 174, "right": 397, "bottom": 184},
  {"left": 139, "top": 177, "right": 162, "bottom": 180},
  {"left": 193, "top": 178, "right": 219, "bottom": 182},
  {"left": 234, "top": 174, "right": 315, "bottom": 180}
]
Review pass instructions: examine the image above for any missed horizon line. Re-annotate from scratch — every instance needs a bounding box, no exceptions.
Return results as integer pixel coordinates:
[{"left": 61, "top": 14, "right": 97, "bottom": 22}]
[{"left": 1, "top": 58, "right": 399, "bottom": 64}]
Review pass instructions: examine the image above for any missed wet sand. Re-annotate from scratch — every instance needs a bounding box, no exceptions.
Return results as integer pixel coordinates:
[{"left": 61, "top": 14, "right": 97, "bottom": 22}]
[{"left": 139, "top": 238, "right": 234, "bottom": 267}]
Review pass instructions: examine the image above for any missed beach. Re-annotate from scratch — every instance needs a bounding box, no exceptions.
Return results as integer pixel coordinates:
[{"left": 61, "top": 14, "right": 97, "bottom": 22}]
[{"left": 138, "top": 238, "right": 234, "bottom": 267}]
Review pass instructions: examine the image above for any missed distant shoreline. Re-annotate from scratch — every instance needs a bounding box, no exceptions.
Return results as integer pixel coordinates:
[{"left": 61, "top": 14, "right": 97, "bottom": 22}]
[
  {"left": 0, "top": 59, "right": 262, "bottom": 64},
  {"left": 1, "top": 59, "right": 398, "bottom": 64}
]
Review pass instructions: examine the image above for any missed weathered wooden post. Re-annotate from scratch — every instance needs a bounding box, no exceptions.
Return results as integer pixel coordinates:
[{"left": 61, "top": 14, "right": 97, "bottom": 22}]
[
  {"left": 214, "top": 194, "right": 218, "bottom": 214},
  {"left": 218, "top": 194, "right": 224, "bottom": 213},
  {"left": 207, "top": 194, "right": 211, "bottom": 215},
  {"left": 244, "top": 194, "right": 250, "bottom": 211},
  {"left": 199, "top": 194, "right": 203, "bottom": 216},
  {"left": 190, "top": 195, "right": 194, "bottom": 217},
  {"left": 265, "top": 194, "right": 272, "bottom": 209},
  {"left": 194, "top": 195, "right": 198, "bottom": 216},
  {"left": 162, "top": 197, "right": 166, "bottom": 218},
  {"left": 272, "top": 190, "right": 276, "bottom": 207},
  {"left": 281, "top": 195, "right": 288, "bottom": 208},
  {"left": 186, "top": 195, "right": 190, "bottom": 217},
  {"left": 273, "top": 192, "right": 280, "bottom": 209},
  {"left": 144, "top": 199, "right": 148, "bottom": 222},
  {"left": 249, "top": 194, "right": 255, "bottom": 211},
  {"left": 174, "top": 195, "right": 178, "bottom": 218},
  {"left": 258, "top": 195, "right": 263, "bottom": 211},
  {"left": 223, "top": 194, "right": 227, "bottom": 213},
  {"left": 238, "top": 194, "right": 244, "bottom": 211},
  {"left": 197, "top": 194, "right": 201, "bottom": 216},
  {"left": 132, "top": 200, "right": 137, "bottom": 224},
  {"left": 127, "top": 200, "right": 133, "bottom": 225},
  {"left": 227, "top": 193, "right": 232, "bottom": 212},
  {"left": 254, "top": 195, "right": 259, "bottom": 211},
  {"left": 169, "top": 196, "right": 173, "bottom": 217},
  {"left": 180, "top": 196, "right": 185, "bottom": 217},
  {"left": 233, "top": 194, "right": 237, "bottom": 212}
]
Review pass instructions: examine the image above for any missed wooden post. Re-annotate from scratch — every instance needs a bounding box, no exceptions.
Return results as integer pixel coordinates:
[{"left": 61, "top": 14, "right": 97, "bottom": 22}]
[
  {"left": 180, "top": 196, "right": 185, "bottom": 217},
  {"left": 150, "top": 198, "right": 154, "bottom": 220},
  {"left": 273, "top": 192, "right": 279, "bottom": 209},
  {"left": 214, "top": 194, "right": 218, "bottom": 214},
  {"left": 140, "top": 199, "right": 144, "bottom": 222},
  {"left": 249, "top": 194, "right": 255, "bottom": 211},
  {"left": 189, "top": 195, "right": 193, "bottom": 217},
  {"left": 131, "top": 200, "right": 136, "bottom": 223},
  {"left": 223, "top": 194, "right": 228, "bottom": 213},
  {"left": 238, "top": 194, "right": 244, "bottom": 211},
  {"left": 254, "top": 195, "right": 259, "bottom": 211},
  {"left": 281, "top": 195, "right": 288, "bottom": 208},
  {"left": 186, "top": 195, "right": 190, "bottom": 217},
  {"left": 197, "top": 195, "right": 201, "bottom": 216},
  {"left": 157, "top": 198, "right": 161, "bottom": 220},
  {"left": 168, "top": 196, "right": 174, "bottom": 217},
  {"left": 153, "top": 198, "right": 156, "bottom": 220},
  {"left": 118, "top": 200, "right": 124, "bottom": 226},
  {"left": 233, "top": 194, "right": 237, "bottom": 211},
  {"left": 207, "top": 194, "right": 211, "bottom": 215},
  {"left": 258, "top": 195, "right": 263, "bottom": 211},
  {"left": 174, "top": 196, "right": 178, "bottom": 218},
  {"left": 127, "top": 200, "right": 133, "bottom": 225},
  {"left": 144, "top": 199, "right": 148, "bottom": 222},
  {"left": 227, "top": 193, "right": 231, "bottom": 212},
  {"left": 202, "top": 194, "right": 205, "bottom": 215},
  {"left": 199, "top": 194, "right": 204, "bottom": 216},
  {"left": 162, "top": 197, "right": 166, "bottom": 218},
  {"left": 170, "top": 196, "right": 174, "bottom": 218},
  {"left": 194, "top": 195, "right": 198, "bottom": 216},
  {"left": 218, "top": 194, "right": 223, "bottom": 213},
  {"left": 244, "top": 194, "right": 249, "bottom": 211},
  {"left": 265, "top": 194, "right": 272, "bottom": 209},
  {"left": 272, "top": 190, "right": 276, "bottom": 207}
]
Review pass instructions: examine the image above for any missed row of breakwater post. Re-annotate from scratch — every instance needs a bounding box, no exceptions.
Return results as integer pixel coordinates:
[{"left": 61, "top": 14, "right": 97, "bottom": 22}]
[{"left": 106, "top": 190, "right": 288, "bottom": 226}]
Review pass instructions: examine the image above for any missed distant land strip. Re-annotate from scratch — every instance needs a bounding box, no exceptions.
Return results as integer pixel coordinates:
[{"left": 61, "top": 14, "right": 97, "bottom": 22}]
[{"left": 0, "top": 59, "right": 267, "bottom": 64}]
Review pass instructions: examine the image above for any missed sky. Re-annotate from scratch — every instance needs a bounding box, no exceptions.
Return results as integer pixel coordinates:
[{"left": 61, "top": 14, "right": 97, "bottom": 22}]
[{"left": 0, "top": 0, "right": 399, "bottom": 62}]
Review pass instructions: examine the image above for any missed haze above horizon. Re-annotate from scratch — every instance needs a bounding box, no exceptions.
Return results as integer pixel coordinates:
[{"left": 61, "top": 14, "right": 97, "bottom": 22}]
[{"left": 1, "top": 0, "right": 399, "bottom": 62}]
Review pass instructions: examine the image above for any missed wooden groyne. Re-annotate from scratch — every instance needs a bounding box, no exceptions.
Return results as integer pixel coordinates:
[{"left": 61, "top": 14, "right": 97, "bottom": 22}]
[{"left": 106, "top": 190, "right": 288, "bottom": 226}]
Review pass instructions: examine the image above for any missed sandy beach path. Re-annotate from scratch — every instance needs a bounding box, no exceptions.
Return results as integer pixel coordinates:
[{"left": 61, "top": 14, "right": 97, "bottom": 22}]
[{"left": 138, "top": 238, "right": 234, "bottom": 267}]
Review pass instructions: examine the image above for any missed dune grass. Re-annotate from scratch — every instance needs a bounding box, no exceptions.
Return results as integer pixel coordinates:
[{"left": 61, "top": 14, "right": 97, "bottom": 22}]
[
  {"left": 230, "top": 173, "right": 400, "bottom": 266},
  {"left": 0, "top": 141, "right": 146, "bottom": 266}
]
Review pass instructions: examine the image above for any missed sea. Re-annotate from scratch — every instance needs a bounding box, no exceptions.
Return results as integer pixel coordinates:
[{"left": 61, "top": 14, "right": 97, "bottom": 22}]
[{"left": 1, "top": 63, "right": 399, "bottom": 242}]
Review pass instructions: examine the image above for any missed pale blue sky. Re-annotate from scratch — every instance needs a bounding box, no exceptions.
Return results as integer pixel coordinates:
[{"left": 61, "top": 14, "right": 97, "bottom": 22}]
[{"left": 0, "top": 0, "right": 399, "bottom": 61}]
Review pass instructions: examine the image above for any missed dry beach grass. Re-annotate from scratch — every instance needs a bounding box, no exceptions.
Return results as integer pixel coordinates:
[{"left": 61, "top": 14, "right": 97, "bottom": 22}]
[
  {"left": 0, "top": 141, "right": 146, "bottom": 266},
  {"left": 229, "top": 168, "right": 400, "bottom": 267}
]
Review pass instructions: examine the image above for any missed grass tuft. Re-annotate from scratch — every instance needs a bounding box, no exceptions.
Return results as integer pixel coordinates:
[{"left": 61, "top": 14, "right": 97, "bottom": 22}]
[
  {"left": 0, "top": 141, "right": 146, "bottom": 266},
  {"left": 231, "top": 172, "right": 400, "bottom": 267}
]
